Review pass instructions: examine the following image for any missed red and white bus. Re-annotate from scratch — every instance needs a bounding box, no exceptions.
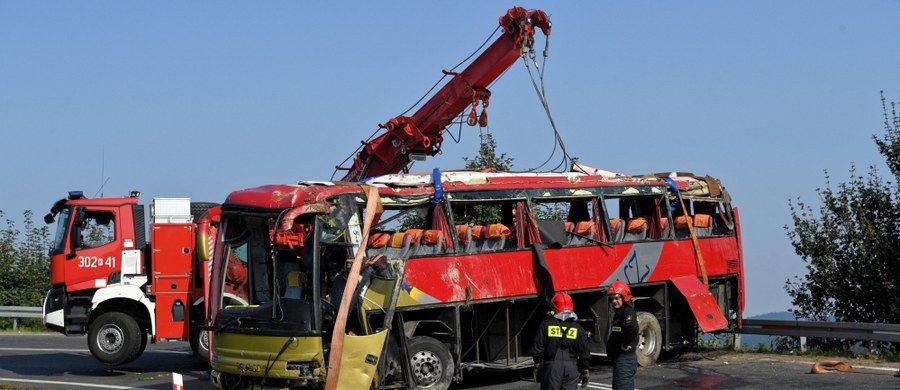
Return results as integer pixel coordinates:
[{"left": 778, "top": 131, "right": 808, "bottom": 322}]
[{"left": 206, "top": 168, "right": 743, "bottom": 389}]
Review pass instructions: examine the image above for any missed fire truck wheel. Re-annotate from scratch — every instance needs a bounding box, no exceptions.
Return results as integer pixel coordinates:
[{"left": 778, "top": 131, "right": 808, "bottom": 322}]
[
  {"left": 123, "top": 332, "right": 148, "bottom": 364},
  {"left": 636, "top": 311, "right": 661, "bottom": 367},
  {"left": 88, "top": 312, "right": 143, "bottom": 365},
  {"left": 407, "top": 336, "right": 454, "bottom": 390}
]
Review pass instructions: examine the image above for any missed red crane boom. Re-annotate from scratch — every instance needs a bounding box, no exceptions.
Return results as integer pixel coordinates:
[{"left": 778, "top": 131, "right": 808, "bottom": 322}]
[{"left": 338, "top": 7, "right": 551, "bottom": 182}]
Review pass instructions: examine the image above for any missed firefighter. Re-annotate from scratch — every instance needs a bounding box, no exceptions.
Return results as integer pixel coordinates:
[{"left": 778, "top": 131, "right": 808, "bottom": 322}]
[
  {"left": 606, "top": 280, "right": 639, "bottom": 390},
  {"left": 532, "top": 292, "right": 591, "bottom": 390}
]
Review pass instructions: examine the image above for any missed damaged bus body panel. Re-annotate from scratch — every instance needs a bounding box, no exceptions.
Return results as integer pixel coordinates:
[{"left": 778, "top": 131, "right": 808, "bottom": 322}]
[{"left": 207, "top": 169, "right": 744, "bottom": 389}]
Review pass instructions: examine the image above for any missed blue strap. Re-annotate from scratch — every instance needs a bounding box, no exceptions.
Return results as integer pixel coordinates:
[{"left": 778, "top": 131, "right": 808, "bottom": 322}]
[
  {"left": 431, "top": 168, "right": 443, "bottom": 203},
  {"left": 663, "top": 177, "right": 681, "bottom": 213}
]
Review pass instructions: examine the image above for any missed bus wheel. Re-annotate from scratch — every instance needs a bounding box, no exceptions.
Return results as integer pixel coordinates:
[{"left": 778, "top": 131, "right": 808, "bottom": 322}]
[
  {"left": 407, "top": 336, "right": 454, "bottom": 390},
  {"left": 190, "top": 322, "right": 210, "bottom": 362},
  {"left": 636, "top": 311, "right": 661, "bottom": 367},
  {"left": 88, "top": 312, "right": 142, "bottom": 365}
]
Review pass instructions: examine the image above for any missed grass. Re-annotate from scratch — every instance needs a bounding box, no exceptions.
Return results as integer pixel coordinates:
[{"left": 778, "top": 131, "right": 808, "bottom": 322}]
[
  {"left": 0, "top": 318, "right": 47, "bottom": 333},
  {"left": 0, "top": 384, "right": 33, "bottom": 390}
]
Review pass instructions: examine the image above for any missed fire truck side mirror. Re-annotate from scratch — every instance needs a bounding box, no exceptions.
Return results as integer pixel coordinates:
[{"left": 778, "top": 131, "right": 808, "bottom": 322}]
[{"left": 44, "top": 213, "right": 55, "bottom": 224}]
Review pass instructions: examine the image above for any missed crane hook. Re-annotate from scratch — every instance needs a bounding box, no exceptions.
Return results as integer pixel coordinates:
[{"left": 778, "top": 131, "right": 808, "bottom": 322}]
[
  {"left": 478, "top": 98, "right": 489, "bottom": 128},
  {"left": 467, "top": 105, "right": 478, "bottom": 126},
  {"left": 467, "top": 96, "right": 479, "bottom": 126}
]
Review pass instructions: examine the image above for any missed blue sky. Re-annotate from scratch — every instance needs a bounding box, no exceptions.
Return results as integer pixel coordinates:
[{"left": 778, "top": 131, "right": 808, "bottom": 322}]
[{"left": 2, "top": 1, "right": 898, "bottom": 317}]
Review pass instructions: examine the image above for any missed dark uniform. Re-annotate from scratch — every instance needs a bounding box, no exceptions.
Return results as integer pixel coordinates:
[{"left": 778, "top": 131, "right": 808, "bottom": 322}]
[
  {"left": 606, "top": 301, "right": 639, "bottom": 390},
  {"left": 532, "top": 316, "right": 590, "bottom": 390}
]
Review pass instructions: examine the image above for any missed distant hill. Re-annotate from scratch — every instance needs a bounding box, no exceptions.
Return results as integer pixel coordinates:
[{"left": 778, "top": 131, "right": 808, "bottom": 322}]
[{"left": 750, "top": 311, "right": 796, "bottom": 320}]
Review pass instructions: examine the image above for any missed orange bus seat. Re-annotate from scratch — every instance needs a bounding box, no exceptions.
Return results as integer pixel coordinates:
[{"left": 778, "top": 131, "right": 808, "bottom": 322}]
[
  {"left": 624, "top": 217, "right": 648, "bottom": 241},
  {"left": 469, "top": 225, "right": 487, "bottom": 252},
  {"left": 608, "top": 218, "right": 625, "bottom": 242},
  {"left": 674, "top": 215, "right": 691, "bottom": 238},
  {"left": 366, "top": 231, "right": 390, "bottom": 257},
  {"left": 569, "top": 221, "right": 597, "bottom": 245},
  {"left": 384, "top": 231, "right": 412, "bottom": 259},
  {"left": 415, "top": 229, "right": 445, "bottom": 256},
  {"left": 483, "top": 223, "right": 510, "bottom": 251},
  {"left": 693, "top": 214, "right": 712, "bottom": 237},
  {"left": 456, "top": 224, "right": 475, "bottom": 253},
  {"left": 659, "top": 217, "right": 670, "bottom": 238}
]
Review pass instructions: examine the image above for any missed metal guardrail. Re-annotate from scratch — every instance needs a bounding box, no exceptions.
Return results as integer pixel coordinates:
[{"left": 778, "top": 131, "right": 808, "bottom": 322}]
[
  {"left": 736, "top": 318, "right": 900, "bottom": 351},
  {"left": 0, "top": 306, "right": 42, "bottom": 331},
  {"left": 740, "top": 319, "right": 900, "bottom": 342}
]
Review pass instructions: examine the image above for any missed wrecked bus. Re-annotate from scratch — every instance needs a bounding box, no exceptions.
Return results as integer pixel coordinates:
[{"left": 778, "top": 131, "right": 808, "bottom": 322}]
[{"left": 205, "top": 168, "right": 743, "bottom": 389}]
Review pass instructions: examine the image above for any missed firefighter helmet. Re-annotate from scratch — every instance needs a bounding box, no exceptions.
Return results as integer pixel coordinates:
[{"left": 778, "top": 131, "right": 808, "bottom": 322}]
[
  {"left": 606, "top": 280, "right": 632, "bottom": 301},
  {"left": 551, "top": 292, "right": 574, "bottom": 313}
]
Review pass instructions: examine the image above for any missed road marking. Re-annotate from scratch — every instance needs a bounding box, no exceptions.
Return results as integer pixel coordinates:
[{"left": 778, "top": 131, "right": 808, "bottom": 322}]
[
  {"left": 0, "top": 377, "right": 154, "bottom": 390},
  {"left": 586, "top": 382, "right": 639, "bottom": 390},
  {"left": 0, "top": 348, "right": 87, "bottom": 353},
  {"left": 0, "top": 347, "right": 186, "bottom": 354},
  {"left": 854, "top": 365, "right": 900, "bottom": 373}
]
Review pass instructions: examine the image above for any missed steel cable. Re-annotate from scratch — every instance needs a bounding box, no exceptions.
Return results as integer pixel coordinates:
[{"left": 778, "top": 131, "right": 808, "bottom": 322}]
[{"left": 332, "top": 27, "right": 502, "bottom": 180}]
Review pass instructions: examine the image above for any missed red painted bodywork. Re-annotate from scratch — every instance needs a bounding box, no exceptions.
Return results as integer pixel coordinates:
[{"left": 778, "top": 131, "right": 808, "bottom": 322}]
[
  {"left": 151, "top": 222, "right": 195, "bottom": 340},
  {"left": 49, "top": 197, "right": 139, "bottom": 289},
  {"left": 222, "top": 171, "right": 746, "bottom": 321},
  {"left": 669, "top": 275, "right": 729, "bottom": 332},
  {"left": 399, "top": 238, "right": 741, "bottom": 303}
]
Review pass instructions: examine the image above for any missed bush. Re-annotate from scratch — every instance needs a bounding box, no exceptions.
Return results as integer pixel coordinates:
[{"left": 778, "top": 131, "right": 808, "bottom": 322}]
[{"left": 0, "top": 210, "right": 50, "bottom": 330}]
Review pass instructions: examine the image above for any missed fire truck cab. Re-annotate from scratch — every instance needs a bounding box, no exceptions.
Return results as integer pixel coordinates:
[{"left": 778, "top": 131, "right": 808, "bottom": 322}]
[{"left": 42, "top": 191, "right": 216, "bottom": 365}]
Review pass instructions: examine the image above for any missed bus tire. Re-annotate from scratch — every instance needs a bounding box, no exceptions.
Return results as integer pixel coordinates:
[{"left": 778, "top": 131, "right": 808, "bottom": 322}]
[
  {"left": 190, "top": 322, "right": 210, "bottom": 362},
  {"left": 636, "top": 311, "right": 661, "bottom": 367},
  {"left": 88, "top": 312, "right": 142, "bottom": 365},
  {"left": 407, "top": 336, "right": 454, "bottom": 390}
]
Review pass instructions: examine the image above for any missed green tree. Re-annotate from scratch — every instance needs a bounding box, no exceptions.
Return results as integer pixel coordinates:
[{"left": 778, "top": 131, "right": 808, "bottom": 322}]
[
  {"left": 0, "top": 210, "right": 51, "bottom": 308},
  {"left": 462, "top": 132, "right": 513, "bottom": 171},
  {"left": 458, "top": 131, "right": 568, "bottom": 222},
  {"left": 785, "top": 92, "right": 900, "bottom": 352},
  {"left": 456, "top": 132, "right": 515, "bottom": 226}
]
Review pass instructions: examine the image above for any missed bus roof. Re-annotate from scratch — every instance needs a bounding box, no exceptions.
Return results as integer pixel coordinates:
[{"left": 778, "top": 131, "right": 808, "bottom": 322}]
[{"left": 222, "top": 169, "right": 723, "bottom": 211}]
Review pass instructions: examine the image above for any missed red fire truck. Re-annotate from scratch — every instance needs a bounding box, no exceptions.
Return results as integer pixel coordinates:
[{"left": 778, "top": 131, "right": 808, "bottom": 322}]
[
  {"left": 203, "top": 6, "right": 744, "bottom": 390},
  {"left": 42, "top": 191, "right": 220, "bottom": 365}
]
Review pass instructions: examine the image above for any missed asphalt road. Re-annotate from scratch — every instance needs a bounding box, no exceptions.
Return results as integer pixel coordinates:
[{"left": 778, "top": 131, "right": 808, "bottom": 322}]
[
  {"left": 0, "top": 333, "right": 213, "bottom": 390},
  {"left": 1, "top": 333, "right": 898, "bottom": 389}
]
